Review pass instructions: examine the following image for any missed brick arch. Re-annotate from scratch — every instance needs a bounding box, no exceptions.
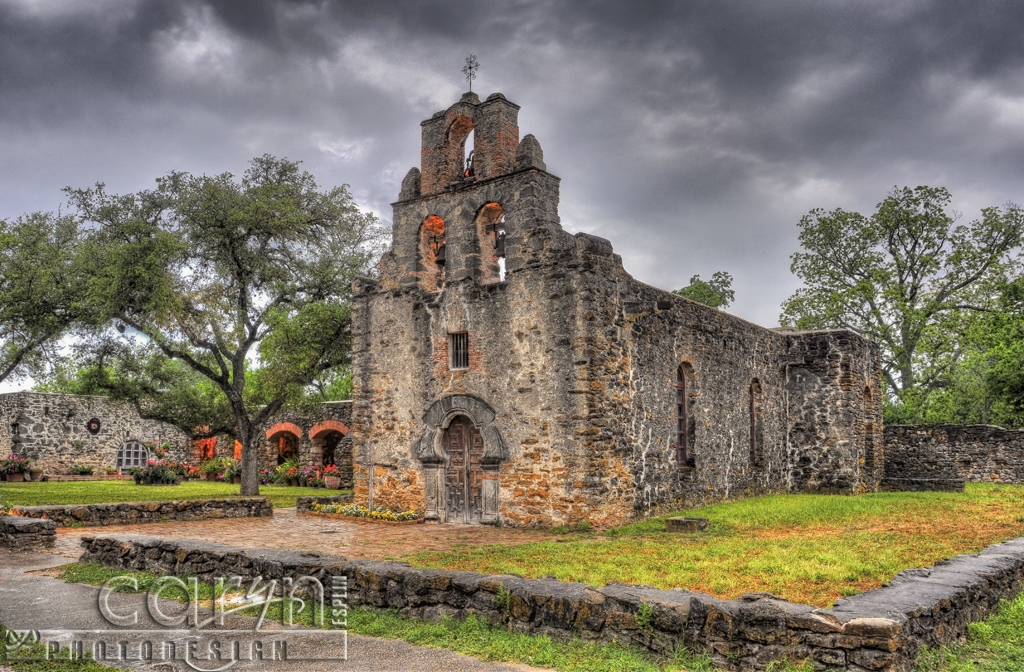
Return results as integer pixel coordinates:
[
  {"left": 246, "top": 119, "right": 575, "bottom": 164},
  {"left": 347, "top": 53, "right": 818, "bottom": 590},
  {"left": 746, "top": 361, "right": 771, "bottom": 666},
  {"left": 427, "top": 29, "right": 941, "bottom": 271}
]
[
  {"left": 265, "top": 422, "right": 302, "bottom": 440},
  {"left": 309, "top": 420, "right": 349, "bottom": 439}
]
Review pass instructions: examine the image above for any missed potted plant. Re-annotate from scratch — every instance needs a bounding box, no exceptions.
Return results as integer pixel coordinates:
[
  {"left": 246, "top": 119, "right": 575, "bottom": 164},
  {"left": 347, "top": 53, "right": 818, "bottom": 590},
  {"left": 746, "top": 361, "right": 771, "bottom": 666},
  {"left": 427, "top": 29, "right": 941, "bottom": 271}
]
[
  {"left": 71, "top": 464, "right": 95, "bottom": 476},
  {"left": 29, "top": 465, "right": 44, "bottom": 481},
  {"left": 105, "top": 467, "right": 118, "bottom": 476},
  {"left": 223, "top": 460, "right": 241, "bottom": 484},
  {"left": 322, "top": 464, "right": 342, "bottom": 490},
  {"left": 200, "top": 458, "right": 225, "bottom": 481},
  {"left": 4, "top": 455, "right": 30, "bottom": 482}
]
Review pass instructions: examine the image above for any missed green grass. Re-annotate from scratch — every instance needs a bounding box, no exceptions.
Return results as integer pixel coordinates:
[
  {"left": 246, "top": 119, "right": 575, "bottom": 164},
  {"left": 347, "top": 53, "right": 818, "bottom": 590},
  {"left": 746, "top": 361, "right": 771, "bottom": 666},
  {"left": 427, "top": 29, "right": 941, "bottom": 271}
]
[
  {"left": 915, "top": 590, "right": 1024, "bottom": 671},
  {"left": 407, "top": 484, "right": 1024, "bottom": 607},
  {"left": 54, "top": 562, "right": 721, "bottom": 672},
  {"left": 0, "top": 480, "right": 349, "bottom": 509}
]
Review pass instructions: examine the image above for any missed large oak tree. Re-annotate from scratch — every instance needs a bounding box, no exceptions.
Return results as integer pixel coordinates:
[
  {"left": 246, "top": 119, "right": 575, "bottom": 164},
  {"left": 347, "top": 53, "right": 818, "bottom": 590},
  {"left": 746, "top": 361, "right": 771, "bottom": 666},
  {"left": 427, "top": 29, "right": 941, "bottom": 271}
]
[
  {"left": 69, "top": 156, "right": 385, "bottom": 494},
  {"left": 780, "top": 186, "right": 1024, "bottom": 416}
]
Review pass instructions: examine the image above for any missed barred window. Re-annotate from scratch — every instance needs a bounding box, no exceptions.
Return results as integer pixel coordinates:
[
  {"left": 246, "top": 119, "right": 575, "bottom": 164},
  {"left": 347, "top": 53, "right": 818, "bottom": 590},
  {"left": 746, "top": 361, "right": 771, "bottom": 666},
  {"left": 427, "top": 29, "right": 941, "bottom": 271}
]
[
  {"left": 116, "top": 441, "right": 149, "bottom": 469},
  {"left": 450, "top": 332, "right": 469, "bottom": 369}
]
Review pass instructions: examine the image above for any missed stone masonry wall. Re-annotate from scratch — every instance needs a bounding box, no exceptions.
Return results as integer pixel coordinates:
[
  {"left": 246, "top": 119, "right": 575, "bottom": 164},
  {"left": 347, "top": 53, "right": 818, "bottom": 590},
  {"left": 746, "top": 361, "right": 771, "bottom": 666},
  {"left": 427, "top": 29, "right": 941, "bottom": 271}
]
[
  {"left": 0, "top": 392, "right": 191, "bottom": 475},
  {"left": 79, "top": 533, "right": 1024, "bottom": 672},
  {"left": 0, "top": 514, "right": 56, "bottom": 548},
  {"left": 883, "top": 424, "right": 1024, "bottom": 489},
  {"left": 352, "top": 90, "right": 883, "bottom": 528},
  {"left": 11, "top": 497, "right": 272, "bottom": 527}
]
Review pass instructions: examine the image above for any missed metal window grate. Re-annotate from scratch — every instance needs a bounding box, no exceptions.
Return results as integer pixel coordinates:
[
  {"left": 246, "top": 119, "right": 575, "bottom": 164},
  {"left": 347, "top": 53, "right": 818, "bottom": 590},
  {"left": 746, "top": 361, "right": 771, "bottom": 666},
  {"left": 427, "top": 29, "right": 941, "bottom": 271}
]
[
  {"left": 116, "top": 441, "right": 149, "bottom": 469},
  {"left": 450, "top": 332, "right": 469, "bottom": 369}
]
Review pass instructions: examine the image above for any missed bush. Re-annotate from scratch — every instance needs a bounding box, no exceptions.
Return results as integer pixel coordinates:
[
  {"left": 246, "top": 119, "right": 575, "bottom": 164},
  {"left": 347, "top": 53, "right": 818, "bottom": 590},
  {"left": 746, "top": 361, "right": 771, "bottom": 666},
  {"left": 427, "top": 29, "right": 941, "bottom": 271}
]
[
  {"left": 199, "top": 457, "right": 230, "bottom": 475},
  {"left": 70, "top": 464, "right": 94, "bottom": 475},
  {"left": 2, "top": 454, "right": 32, "bottom": 474}
]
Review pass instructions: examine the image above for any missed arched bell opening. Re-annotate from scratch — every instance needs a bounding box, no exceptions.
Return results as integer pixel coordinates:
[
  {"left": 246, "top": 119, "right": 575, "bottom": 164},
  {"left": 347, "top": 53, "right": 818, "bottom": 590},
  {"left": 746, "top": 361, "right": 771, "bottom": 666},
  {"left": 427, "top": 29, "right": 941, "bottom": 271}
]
[
  {"left": 418, "top": 215, "right": 446, "bottom": 292},
  {"left": 475, "top": 202, "right": 506, "bottom": 284}
]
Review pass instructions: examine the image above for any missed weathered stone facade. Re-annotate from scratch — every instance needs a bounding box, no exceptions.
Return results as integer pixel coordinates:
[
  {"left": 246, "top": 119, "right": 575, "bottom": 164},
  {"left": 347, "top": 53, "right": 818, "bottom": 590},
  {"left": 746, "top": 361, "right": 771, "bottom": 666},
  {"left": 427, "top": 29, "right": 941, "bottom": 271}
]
[
  {"left": 351, "top": 92, "right": 884, "bottom": 527},
  {"left": 0, "top": 392, "right": 191, "bottom": 475},
  {"left": 883, "top": 424, "right": 1024, "bottom": 490}
]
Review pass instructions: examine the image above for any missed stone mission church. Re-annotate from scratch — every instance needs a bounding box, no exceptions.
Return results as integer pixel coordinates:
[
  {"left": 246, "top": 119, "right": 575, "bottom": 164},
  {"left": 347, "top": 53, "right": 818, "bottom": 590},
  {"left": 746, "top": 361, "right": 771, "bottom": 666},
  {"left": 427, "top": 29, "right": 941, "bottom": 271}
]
[{"left": 349, "top": 91, "right": 884, "bottom": 528}]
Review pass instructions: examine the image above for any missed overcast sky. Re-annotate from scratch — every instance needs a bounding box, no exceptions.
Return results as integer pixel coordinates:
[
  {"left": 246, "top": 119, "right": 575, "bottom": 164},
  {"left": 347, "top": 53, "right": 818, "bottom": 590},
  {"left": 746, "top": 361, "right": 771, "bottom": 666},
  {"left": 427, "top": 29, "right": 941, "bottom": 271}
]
[{"left": 2, "top": 0, "right": 1022, "bottom": 328}]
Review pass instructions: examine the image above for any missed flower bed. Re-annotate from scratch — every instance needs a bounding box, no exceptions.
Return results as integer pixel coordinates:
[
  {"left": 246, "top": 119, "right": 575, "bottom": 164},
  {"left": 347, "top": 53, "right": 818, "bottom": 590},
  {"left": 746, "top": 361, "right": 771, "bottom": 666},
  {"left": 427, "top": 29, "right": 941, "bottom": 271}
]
[{"left": 309, "top": 502, "right": 420, "bottom": 523}]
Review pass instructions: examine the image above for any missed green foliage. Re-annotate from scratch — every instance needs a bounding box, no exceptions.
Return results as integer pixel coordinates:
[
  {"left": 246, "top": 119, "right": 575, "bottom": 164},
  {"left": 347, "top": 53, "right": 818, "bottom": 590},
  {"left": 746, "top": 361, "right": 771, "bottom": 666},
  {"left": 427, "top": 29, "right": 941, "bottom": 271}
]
[
  {"left": 66, "top": 155, "right": 386, "bottom": 494},
  {"left": 781, "top": 186, "right": 1024, "bottom": 411},
  {"left": 916, "top": 592, "right": 1024, "bottom": 671},
  {"left": 0, "top": 480, "right": 342, "bottom": 508},
  {"left": 635, "top": 601, "right": 654, "bottom": 631},
  {"left": 69, "top": 465, "right": 93, "bottom": 475},
  {"left": 495, "top": 584, "right": 513, "bottom": 614},
  {"left": 0, "top": 212, "right": 87, "bottom": 385},
  {"left": 672, "top": 271, "right": 735, "bottom": 309}
]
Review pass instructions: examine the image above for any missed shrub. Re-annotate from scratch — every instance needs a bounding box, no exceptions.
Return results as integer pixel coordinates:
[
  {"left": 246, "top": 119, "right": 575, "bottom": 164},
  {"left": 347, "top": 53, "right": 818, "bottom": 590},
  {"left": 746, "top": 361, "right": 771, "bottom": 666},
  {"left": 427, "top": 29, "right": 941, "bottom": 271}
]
[
  {"left": 70, "top": 464, "right": 94, "bottom": 475},
  {"left": 310, "top": 502, "right": 418, "bottom": 522},
  {"left": 199, "top": 457, "right": 229, "bottom": 475},
  {"left": 2, "top": 454, "right": 31, "bottom": 474}
]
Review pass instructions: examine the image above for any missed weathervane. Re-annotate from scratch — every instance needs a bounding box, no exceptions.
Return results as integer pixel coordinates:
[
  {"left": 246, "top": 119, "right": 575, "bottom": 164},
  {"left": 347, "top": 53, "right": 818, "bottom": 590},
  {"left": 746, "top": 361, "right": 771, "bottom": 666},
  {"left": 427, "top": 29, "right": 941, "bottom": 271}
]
[{"left": 462, "top": 54, "right": 479, "bottom": 92}]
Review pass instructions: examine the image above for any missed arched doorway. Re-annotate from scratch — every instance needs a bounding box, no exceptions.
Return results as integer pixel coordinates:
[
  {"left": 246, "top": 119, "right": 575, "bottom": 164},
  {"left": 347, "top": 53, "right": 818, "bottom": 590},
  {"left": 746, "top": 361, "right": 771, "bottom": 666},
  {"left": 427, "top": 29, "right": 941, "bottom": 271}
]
[
  {"left": 444, "top": 415, "right": 485, "bottom": 524},
  {"left": 275, "top": 434, "right": 298, "bottom": 465},
  {"left": 321, "top": 431, "right": 343, "bottom": 466}
]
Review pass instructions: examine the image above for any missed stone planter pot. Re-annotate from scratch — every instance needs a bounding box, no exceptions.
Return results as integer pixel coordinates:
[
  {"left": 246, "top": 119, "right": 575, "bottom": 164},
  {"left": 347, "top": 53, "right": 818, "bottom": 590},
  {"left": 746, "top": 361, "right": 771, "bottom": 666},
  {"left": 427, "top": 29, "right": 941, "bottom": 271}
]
[
  {"left": 7, "top": 472, "right": 24, "bottom": 482},
  {"left": 324, "top": 476, "right": 342, "bottom": 490},
  {"left": 29, "top": 470, "right": 43, "bottom": 482},
  {"left": 232, "top": 477, "right": 241, "bottom": 484}
]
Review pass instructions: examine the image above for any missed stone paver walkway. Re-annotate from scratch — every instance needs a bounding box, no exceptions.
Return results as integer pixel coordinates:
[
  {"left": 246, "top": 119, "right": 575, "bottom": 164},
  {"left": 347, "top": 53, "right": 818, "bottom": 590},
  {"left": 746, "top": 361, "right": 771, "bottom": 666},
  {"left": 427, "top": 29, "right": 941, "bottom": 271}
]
[{"left": 54, "top": 508, "right": 551, "bottom": 562}]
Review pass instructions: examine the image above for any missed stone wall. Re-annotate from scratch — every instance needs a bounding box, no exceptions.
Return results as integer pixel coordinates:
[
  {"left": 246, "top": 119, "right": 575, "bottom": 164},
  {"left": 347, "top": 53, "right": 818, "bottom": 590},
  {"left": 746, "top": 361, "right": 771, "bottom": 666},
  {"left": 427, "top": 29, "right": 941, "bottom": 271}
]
[
  {"left": 351, "top": 90, "right": 884, "bottom": 528},
  {"left": 883, "top": 424, "right": 1024, "bottom": 489},
  {"left": 11, "top": 497, "right": 272, "bottom": 527},
  {"left": 78, "top": 534, "right": 1024, "bottom": 672},
  {"left": 0, "top": 514, "right": 56, "bottom": 548},
  {"left": 0, "top": 392, "right": 191, "bottom": 475}
]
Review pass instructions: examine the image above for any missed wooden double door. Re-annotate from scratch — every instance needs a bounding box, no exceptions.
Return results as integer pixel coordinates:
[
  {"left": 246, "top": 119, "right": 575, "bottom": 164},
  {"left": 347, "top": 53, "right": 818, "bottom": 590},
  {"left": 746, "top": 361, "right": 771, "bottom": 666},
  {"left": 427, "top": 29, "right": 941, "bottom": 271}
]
[{"left": 444, "top": 416, "right": 485, "bottom": 524}]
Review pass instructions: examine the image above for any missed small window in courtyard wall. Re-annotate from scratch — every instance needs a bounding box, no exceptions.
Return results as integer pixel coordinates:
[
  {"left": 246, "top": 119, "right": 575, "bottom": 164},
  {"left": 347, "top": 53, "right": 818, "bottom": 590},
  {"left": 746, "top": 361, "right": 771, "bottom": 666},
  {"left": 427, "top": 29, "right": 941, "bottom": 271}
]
[
  {"left": 116, "top": 441, "right": 149, "bottom": 469},
  {"left": 450, "top": 332, "right": 469, "bottom": 370}
]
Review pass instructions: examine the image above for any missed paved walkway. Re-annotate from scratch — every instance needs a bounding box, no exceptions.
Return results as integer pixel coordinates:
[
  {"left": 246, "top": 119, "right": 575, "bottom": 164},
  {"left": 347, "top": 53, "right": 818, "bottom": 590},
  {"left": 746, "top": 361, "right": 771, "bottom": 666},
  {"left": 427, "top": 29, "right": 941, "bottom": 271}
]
[
  {"left": 53, "top": 508, "right": 551, "bottom": 561},
  {"left": 1, "top": 549, "right": 551, "bottom": 672}
]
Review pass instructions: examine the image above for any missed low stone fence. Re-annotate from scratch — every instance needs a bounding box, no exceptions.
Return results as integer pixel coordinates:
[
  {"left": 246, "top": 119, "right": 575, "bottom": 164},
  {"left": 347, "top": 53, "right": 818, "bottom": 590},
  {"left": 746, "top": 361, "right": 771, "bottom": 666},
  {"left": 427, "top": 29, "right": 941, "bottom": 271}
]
[
  {"left": 11, "top": 497, "right": 273, "bottom": 528},
  {"left": 78, "top": 533, "right": 1024, "bottom": 671},
  {"left": 295, "top": 494, "right": 353, "bottom": 514},
  {"left": 884, "top": 424, "right": 1024, "bottom": 489},
  {"left": 0, "top": 514, "right": 56, "bottom": 548}
]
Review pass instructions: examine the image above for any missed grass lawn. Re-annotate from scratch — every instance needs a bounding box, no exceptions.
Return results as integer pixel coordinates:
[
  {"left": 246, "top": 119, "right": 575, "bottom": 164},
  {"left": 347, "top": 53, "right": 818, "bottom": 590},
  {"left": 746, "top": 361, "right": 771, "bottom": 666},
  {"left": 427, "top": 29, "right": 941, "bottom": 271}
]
[
  {"left": 407, "top": 483, "right": 1024, "bottom": 608},
  {"left": 0, "top": 480, "right": 349, "bottom": 509}
]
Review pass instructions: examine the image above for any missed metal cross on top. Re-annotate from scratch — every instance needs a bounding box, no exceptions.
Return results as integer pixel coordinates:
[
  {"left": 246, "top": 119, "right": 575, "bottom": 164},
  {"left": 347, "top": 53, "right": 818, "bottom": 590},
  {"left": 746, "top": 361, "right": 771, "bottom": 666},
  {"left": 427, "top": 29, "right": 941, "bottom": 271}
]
[{"left": 462, "top": 54, "right": 479, "bottom": 92}]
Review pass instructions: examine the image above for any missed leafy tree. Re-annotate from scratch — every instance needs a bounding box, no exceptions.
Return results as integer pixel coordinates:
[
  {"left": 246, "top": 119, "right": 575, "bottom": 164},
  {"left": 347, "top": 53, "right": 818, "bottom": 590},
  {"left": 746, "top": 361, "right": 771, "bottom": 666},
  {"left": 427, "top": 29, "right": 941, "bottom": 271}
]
[
  {"left": 68, "top": 155, "right": 386, "bottom": 495},
  {"left": 780, "top": 186, "right": 1024, "bottom": 415},
  {"left": 673, "top": 271, "right": 735, "bottom": 309},
  {"left": 0, "top": 212, "right": 85, "bottom": 384}
]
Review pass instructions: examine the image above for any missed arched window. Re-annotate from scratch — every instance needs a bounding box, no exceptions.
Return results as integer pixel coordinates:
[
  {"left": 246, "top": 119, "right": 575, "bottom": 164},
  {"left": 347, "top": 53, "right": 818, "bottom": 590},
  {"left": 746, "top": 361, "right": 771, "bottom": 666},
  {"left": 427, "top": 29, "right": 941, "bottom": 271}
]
[
  {"left": 475, "top": 202, "right": 506, "bottom": 284},
  {"left": 418, "top": 215, "right": 446, "bottom": 291},
  {"left": 863, "top": 386, "right": 875, "bottom": 471},
  {"left": 116, "top": 441, "right": 149, "bottom": 469},
  {"left": 446, "top": 115, "right": 474, "bottom": 184},
  {"left": 749, "top": 379, "right": 764, "bottom": 467},
  {"left": 676, "top": 364, "right": 696, "bottom": 468}
]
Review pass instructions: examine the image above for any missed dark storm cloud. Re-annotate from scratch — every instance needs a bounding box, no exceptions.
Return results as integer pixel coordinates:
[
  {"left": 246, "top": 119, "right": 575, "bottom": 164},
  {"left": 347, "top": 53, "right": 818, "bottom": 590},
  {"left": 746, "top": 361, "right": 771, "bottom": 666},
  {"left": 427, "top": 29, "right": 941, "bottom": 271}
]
[{"left": 1, "top": 0, "right": 1022, "bottom": 328}]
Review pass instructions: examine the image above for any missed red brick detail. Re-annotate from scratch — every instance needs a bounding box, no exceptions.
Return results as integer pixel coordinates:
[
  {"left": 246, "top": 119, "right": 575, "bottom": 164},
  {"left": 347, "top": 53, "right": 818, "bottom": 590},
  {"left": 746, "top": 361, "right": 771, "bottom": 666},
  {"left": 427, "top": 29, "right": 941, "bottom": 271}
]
[
  {"left": 265, "top": 422, "right": 302, "bottom": 440},
  {"left": 310, "top": 420, "right": 350, "bottom": 438},
  {"left": 432, "top": 332, "right": 487, "bottom": 377}
]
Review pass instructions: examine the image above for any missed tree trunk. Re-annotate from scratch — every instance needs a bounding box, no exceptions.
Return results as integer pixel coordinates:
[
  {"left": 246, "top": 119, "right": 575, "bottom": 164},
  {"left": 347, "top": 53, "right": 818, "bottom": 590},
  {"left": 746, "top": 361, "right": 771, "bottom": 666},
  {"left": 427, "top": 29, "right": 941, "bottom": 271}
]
[{"left": 240, "top": 424, "right": 261, "bottom": 497}]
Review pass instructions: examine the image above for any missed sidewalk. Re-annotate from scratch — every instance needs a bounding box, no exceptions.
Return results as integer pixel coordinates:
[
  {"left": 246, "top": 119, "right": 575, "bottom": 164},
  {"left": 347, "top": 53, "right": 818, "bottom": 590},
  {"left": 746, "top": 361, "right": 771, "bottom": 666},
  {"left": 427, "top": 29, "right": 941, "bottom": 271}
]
[{"left": 0, "top": 548, "right": 550, "bottom": 672}]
